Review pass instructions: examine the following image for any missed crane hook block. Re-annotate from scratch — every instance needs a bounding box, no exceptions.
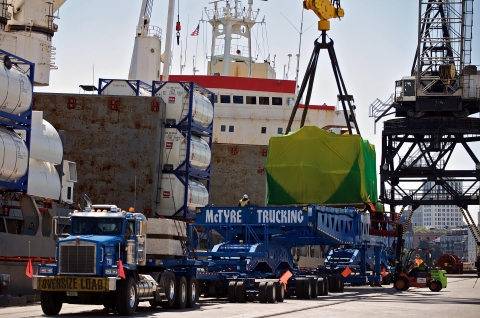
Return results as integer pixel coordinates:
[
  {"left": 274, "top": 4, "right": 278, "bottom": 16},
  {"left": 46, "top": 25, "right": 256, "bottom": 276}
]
[
  {"left": 176, "top": 21, "right": 181, "bottom": 31},
  {"left": 303, "top": 0, "right": 344, "bottom": 31}
]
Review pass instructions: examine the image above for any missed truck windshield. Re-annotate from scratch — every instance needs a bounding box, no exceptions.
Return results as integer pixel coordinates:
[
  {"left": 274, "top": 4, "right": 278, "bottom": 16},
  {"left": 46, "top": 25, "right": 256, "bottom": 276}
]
[{"left": 71, "top": 217, "right": 123, "bottom": 235}]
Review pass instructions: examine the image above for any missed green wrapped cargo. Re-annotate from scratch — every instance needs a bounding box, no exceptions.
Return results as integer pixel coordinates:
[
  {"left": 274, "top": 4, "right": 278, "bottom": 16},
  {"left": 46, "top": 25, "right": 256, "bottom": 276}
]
[{"left": 265, "top": 126, "right": 377, "bottom": 205}]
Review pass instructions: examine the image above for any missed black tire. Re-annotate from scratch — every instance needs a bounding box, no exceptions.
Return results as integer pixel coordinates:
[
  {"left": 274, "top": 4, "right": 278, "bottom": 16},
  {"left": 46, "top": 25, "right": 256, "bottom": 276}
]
[
  {"left": 258, "top": 282, "right": 267, "bottom": 303},
  {"left": 186, "top": 276, "right": 199, "bottom": 308},
  {"left": 41, "top": 291, "right": 63, "bottom": 315},
  {"left": 310, "top": 278, "right": 318, "bottom": 298},
  {"left": 266, "top": 282, "right": 276, "bottom": 303},
  {"left": 160, "top": 271, "right": 176, "bottom": 309},
  {"left": 339, "top": 275, "right": 345, "bottom": 292},
  {"left": 235, "top": 281, "right": 247, "bottom": 303},
  {"left": 228, "top": 281, "right": 237, "bottom": 303},
  {"left": 116, "top": 276, "right": 137, "bottom": 316},
  {"left": 302, "top": 279, "right": 311, "bottom": 299},
  {"left": 394, "top": 276, "right": 409, "bottom": 291},
  {"left": 276, "top": 282, "right": 285, "bottom": 302},
  {"left": 328, "top": 275, "right": 336, "bottom": 292},
  {"left": 295, "top": 279, "right": 304, "bottom": 299},
  {"left": 322, "top": 276, "right": 329, "bottom": 296},
  {"left": 317, "top": 278, "right": 325, "bottom": 296},
  {"left": 149, "top": 272, "right": 162, "bottom": 308},
  {"left": 429, "top": 280, "right": 442, "bottom": 292},
  {"left": 174, "top": 276, "right": 187, "bottom": 309}
]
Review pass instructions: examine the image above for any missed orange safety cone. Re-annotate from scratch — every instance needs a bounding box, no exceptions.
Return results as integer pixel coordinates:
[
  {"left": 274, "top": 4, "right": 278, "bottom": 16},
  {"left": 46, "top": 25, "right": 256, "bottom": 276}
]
[
  {"left": 117, "top": 260, "right": 126, "bottom": 279},
  {"left": 279, "top": 270, "right": 293, "bottom": 290},
  {"left": 341, "top": 267, "right": 352, "bottom": 278},
  {"left": 25, "top": 258, "right": 33, "bottom": 278}
]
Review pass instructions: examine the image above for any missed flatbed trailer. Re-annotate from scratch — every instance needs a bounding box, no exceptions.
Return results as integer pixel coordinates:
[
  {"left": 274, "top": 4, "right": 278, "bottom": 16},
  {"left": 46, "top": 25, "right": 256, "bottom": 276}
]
[{"left": 188, "top": 204, "right": 397, "bottom": 301}]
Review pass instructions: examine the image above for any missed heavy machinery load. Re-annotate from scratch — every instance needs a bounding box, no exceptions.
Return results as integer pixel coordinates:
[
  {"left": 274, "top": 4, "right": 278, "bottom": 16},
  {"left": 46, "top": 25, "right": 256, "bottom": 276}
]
[
  {"left": 266, "top": 126, "right": 377, "bottom": 205},
  {"left": 435, "top": 254, "right": 464, "bottom": 274}
]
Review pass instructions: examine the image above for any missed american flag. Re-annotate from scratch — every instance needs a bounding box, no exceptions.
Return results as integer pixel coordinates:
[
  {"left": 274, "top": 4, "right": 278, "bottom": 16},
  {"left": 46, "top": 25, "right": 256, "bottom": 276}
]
[{"left": 190, "top": 23, "right": 199, "bottom": 36}]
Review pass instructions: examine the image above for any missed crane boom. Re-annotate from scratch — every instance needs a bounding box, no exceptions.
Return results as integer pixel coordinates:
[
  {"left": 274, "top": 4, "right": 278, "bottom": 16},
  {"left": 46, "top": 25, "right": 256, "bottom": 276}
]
[{"left": 136, "top": 0, "right": 154, "bottom": 36}]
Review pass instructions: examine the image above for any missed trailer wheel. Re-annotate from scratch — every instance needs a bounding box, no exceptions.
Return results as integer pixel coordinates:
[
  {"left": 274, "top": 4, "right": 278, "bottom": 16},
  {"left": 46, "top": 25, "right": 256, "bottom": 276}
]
[
  {"left": 302, "top": 279, "right": 311, "bottom": 299},
  {"left": 186, "top": 276, "right": 199, "bottom": 308},
  {"left": 160, "top": 271, "right": 176, "bottom": 309},
  {"left": 258, "top": 282, "right": 267, "bottom": 303},
  {"left": 227, "top": 281, "right": 237, "bottom": 303},
  {"left": 235, "top": 281, "right": 247, "bottom": 303},
  {"left": 295, "top": 279, "right": 304, "bottom": 299},
  {"left": 275, "top": 282, "right": 285, "bottom": 302},
  {"left": 316, "top": 278, "right": 325, "bottom": 296},
  {"left": 339, "top": 275, "right": 345, "bottom": 292},
  {"left": 266, "top": 282, "right": 276, "bottom": 303},
  {"left": 173, "top": 276, "right": 187, "bottom": 309},
  {"left": 41, "top": 291, "right": 63, "bottom": 315},
  {"left": 149, "top": 272, "right": 162, "bottom": 308},
  {"left": 310, "top": 278, "right": 318, "bottom": 298},
  {"left": 116, "top": 276, "right": 137, "bottom": 316},
  {"left": 394, "top": 276, "right": 409, "bottom": 291},
  {"left": 322, "top": 276, "right": 329, "bottom": 296},
  {"left": 327, "top": 275, "right": 335, "bottom": 292}
]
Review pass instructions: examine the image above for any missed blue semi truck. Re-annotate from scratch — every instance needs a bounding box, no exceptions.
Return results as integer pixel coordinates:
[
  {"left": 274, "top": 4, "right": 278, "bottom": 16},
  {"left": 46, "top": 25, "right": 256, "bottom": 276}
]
[{"left": 33, "top": 204, "right": 201, "bottom": 316}]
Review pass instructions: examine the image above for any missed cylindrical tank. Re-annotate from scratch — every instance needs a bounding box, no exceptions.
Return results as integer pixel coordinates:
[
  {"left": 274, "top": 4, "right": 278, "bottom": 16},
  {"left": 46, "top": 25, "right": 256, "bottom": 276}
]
[
  {"left": 164, "top": 128, "right": 211, "bottom": 171},
  {"left": 158, "top": 82, "right": 213, "bottom": 127},
  {"left": 99, "top": 80, "right": 151, "bottom": 96},
  {"left": 157, "top": 175, "right": 209, "bottom": 217},
  {"left": 435, "top": 254, "right": 463, "bottom": 274},
  {"left": 0, "top": 60, "right": 33, "bottom": 115},
  {"left": 0, "top": 127, "right": 28, "bottom": 182},
  {"left": 30, "top": 111, "right": 63, "bottom": 164},
  {"left": 27, "top": 158, "right": 61, "bottom": 200}
]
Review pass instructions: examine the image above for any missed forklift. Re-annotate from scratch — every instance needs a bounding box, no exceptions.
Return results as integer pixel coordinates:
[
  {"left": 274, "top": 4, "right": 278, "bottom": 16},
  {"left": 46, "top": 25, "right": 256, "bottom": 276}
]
[{"left": 393, "top": 225, "right": 447, "bottom": 292}]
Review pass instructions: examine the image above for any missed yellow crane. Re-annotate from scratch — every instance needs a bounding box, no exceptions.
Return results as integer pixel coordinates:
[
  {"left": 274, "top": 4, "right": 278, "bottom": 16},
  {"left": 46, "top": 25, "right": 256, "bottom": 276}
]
[
  {"left": 286, "top": 0, "right": 359, "bottom": 135},
  {"left": 303, "top": 0, "right": 344, "bottom": 31}
]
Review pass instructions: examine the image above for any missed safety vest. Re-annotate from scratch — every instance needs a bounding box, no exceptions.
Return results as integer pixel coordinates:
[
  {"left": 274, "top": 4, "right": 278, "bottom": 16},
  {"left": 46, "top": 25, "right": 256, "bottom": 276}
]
[{"left": 239, "top": 199, "right": 249, "bottom": 207}]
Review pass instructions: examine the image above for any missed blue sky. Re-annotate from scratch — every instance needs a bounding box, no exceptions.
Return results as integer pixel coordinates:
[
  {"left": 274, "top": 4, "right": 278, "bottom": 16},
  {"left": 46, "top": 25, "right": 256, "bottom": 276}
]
[{"left": 34, "top": 0, "right": 480, "bottom": 222}]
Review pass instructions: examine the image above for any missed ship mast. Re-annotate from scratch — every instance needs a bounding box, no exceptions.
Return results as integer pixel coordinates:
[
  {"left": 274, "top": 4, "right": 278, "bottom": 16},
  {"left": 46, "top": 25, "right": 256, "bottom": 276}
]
[{"left": 205, "top": 0, "right": 260, "bottom": 77}]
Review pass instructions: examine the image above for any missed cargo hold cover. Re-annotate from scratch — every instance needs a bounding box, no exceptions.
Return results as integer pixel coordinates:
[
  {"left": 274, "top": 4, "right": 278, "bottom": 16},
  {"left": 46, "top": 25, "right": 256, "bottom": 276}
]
[{"left": 266, "top": 126, "right": 377, "bottom": 205}]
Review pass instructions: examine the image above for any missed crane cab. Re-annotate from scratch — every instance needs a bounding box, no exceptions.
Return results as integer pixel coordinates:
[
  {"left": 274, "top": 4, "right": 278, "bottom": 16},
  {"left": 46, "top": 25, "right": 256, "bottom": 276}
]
[{"left": 395, "top": 76, "right": 416, "bottom": 103}]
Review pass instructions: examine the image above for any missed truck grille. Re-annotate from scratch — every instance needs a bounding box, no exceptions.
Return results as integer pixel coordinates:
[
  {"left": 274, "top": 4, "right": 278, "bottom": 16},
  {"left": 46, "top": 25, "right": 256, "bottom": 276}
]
[{"left": 59, "top": 242, "right": 96, "bottom": 275}]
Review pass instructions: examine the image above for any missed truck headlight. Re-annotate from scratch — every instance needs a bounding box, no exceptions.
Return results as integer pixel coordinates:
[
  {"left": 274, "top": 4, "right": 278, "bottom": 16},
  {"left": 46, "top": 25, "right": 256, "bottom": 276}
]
[
  {"left": 39, "top": 267, "right": 54, "bottom": 274},
  {"left": 105, "top": 269, "right": 118, "bottom": 275}
]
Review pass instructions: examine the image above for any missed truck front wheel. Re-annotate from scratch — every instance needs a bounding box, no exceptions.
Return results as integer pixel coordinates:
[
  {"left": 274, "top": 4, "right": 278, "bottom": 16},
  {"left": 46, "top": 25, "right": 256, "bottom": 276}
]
[
  {"left": 41, "top": 291, "right": 62, "bottom": 315},
  {"left": 116, "top": 277, "right": 138, "bottom": 316}
]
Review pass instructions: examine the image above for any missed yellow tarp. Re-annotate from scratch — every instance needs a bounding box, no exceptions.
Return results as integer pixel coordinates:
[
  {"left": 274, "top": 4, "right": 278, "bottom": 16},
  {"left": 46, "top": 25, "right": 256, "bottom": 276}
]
[{"left": 266, "top": 126, "right": 377, "bottom": 205}]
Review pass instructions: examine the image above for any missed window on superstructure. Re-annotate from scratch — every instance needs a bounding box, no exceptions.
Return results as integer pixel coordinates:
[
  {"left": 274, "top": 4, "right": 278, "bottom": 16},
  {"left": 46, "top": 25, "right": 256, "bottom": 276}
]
[
  {"left": 287, "top": 97, "right": 295, "bottom": 107},
  {"left": 220, "top": 95, "right": 231, "bottom": 103},
  {"left": 246, "top": 96, "right": 256, "bottom": 104},
  {"left": 259, "top": 97, "right": 269, "bottom": 105},
  {"left": 229, "top": 125, "right": 234, "bottom": 132},
  {"left": 277, "top": 127, "right": 283, "bottom": 134},
  {"left": 214, "top": 95, "right": 219, "bottom": 103},
  {"left": 233, "top": 95, "right": 244, "bottom": 104},
  {"left": 221, "top": 125, "right": 226, "bottom": 132},
  {"left": 261, "top": 127, "right": 266, "bottom": 134},
  {"left": 272, "top": 97, "right": 282, "bottom": 106}
]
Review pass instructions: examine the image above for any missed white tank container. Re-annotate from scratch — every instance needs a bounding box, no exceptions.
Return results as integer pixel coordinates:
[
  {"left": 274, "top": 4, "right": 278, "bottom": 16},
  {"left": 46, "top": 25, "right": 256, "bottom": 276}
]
[
  {"left": 157, "top": 82, "right": 213, "bottom": 127},
  {"left": 164, "top": 128, "right": 211, "bottom": 171},
  {"left": 30, "top": 111, "right": 63, "bottom": 164},
  {"left": 99, "top": 80, "right": 151, "bottom": 96},
  {"left": 0, "top": 127, "right": 28, "bottom": 182},
  {"left": 157, "top": 175, "right": 209, "bottom": 217},
  {"left": 0, "top": 61, "right": 33, "bottom": 115},
  {"left": 27, "top": 158, "right": 61, "bottom": 200}
]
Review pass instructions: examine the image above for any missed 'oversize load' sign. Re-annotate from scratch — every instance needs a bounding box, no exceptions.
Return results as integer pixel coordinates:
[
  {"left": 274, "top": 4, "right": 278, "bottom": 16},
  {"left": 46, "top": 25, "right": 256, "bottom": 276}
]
[
  {"left": 37, "top": 276, "right": 109, "bottom": 292},
  {"left": 198, "top": 207, "right": 309, "bottom": 225}
]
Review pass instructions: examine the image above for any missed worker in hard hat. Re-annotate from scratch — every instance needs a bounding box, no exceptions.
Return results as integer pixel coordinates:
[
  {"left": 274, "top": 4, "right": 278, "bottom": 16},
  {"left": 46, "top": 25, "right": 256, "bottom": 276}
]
[{"left": 238, "top": 194, "right": 250, "bottom": 207}]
